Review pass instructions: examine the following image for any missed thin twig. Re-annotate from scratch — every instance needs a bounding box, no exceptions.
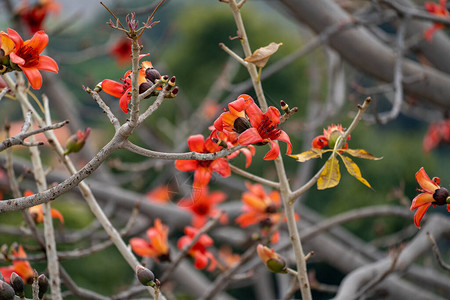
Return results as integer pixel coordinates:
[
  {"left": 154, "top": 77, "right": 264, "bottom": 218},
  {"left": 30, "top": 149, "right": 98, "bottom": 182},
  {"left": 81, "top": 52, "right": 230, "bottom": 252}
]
[
  {"left": 229, "top": 164, "right": 280, "bottom": 189},
  {"left": 427, "top": 232, "right": 450, "bottom": 271}
]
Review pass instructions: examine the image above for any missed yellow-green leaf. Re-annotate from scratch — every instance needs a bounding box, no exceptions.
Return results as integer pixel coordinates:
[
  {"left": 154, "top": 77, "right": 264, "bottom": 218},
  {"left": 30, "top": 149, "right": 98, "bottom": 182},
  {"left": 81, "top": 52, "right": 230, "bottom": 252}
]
[
  {"left": 344, "top": 149, "right": 382, "bottom": 160},
  {"left": 339, "top": 154, "right": 372, "bottom": 189},
  {"left": 290, "top": 148, "right": 323, "bottom": 162},
  {"left": 317, "top": 157, "right": 340, "bottom": 190}
]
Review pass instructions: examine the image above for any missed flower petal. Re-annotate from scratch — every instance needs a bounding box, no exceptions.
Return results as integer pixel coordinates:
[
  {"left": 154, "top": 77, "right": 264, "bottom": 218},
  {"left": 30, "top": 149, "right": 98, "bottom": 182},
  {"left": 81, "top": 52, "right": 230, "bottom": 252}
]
[
  {"left": 101, "top": 79, "right": 125, "bottom": 98},
  {"left": 21, "top": 67, "right": 43, "bottom": 89},
  {"left": 130, "top": 238, "right": 155, "bottom": 257},
  {"left": 174, "top": 159, "right": 198, "bottom": 171},
  {"left": 193, "top": 166, "right": 212, "bottom": 189},
  {"left": 9, "top": 51, "right": 25, "bottom": 66},
  {"left": 264, "top": 106, "right": 281, "bottom": 127},
  {"left": 211, "top": 158, "right": 231, "bottom": 177},
  {"left": 36, "top": 55, "right": 58, "bottom": 73},
  {"left": 6, "top": 28, "right": 24, "bottom": 49},
  {"left": 188, "top": 134, "right": 206, "bottom": 153},
  {"left": 245, "top": 102, "right": 264, "bottom": 128},
  {"left": 119, "top": 90, "right": 131, "bottom": 113},
  {"left": 238, "top": 128, "right": 263, "bottom": 145},
  {"left": 25, "top": 30, "right": 49, "bottom": 54},
  {"left": 263, "top": 139, "right": 280, "bottom": 160},
  {"left": 414, "top": 203, "right": 431, "bottom": 229},
  {"left": 276, "top": 130, "right": 292, "bottom": 155},
  {"left": 411, "top": 193, "right": 435, "bottom": 210},
  {"left": 416, "top": 167, "right": 439, "bottom": 193}
]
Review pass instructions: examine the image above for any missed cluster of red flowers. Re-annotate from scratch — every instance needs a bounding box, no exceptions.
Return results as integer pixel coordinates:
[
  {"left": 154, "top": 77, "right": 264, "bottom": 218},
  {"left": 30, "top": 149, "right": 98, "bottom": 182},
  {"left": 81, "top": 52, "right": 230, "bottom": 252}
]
[
  {"left": 175, "top": 94, "right": 292, "bottom": 189},
  {"left": 0, "top": 28, "right": 58, "bottom": 89}
]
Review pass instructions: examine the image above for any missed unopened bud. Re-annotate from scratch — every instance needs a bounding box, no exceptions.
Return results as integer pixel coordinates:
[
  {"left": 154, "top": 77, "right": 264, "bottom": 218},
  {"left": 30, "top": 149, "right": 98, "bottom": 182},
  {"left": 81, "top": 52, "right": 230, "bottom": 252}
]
[
  {"left": 10, "top": 273, "right": 24, "bottom": 297},
  {"left": 168, "top": 76, "right": 176, "bottom": 87},
  {"left": 171, "top": 87, "right": 179, "bottom": 95},
  {"left": 94, "top": 82, "right": 103, "bottom": 93},
  {"left": 38, "top": 274, "right": 49, "bottom": 299},
  {"left": 139, "top": 82, "right": 153, "bottom": 95},
  {"left": 280, "top": 100, "right": 290, "bottom": 114},
  {"left": 212, "top": 137, "right": 228, "bottom": 149},
  {"left": 266, "top": 258, "right": 287, "bottom": 273},
  {"left": 0, "top": 280, "right": 14, "bottom": 300},
  {"left": 64, "top": 128, "right": 91, "bottom": 155},
  {"left": 136, "top": 265, "right": 155, "bottom": 287},
  {"left": 145, "top": 68, "right": 161, "bottom": 84},
  {"left": 161, "top": 75, "right": 169, "bottom": 82}
]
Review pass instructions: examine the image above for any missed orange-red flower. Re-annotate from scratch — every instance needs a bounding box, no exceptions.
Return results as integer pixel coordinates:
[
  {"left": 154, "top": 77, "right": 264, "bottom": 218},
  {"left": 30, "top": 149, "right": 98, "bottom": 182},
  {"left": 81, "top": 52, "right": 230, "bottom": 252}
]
[
  {"left": 101, "top": 56, "right": 160, "bottom": 113},
  {"left": 109, "top": 37, "right": 132, "bottom": 66},
  {"left": 18, "top": 0, "right": 61, "bottom": 34},
  {"left": 146, "top": 185, "right": 172, "bottom": 204},
  {"left": 0, "top": 245, "right": 34, "bottom": 284},
  {"left": 24, "top": 190, "right": 64, "bottom": 224},
  {"left": 423, "top": 119, "right": 450, "bottom": 153},
  {"left": 175, "top": 134, "right": 230, "bottom": 190},
  {"left": 236, "top": 182, "right": 294, "bottom": 243},
  {"left": 256, "top": 244, "right": 287, "bottom": 273},
  {"left": 411, "top": 167, "right": 450, "bottom": 228},
  {"left": 214, "top": 94, "right": 292, "bottom": 160},
  {"left": 177, "top": 226, "right": 217, "bottom": 271},
  {"left": 424, "top": 0, "right": 449, "bottom": 41},
  {"left": 312, "top": 124, "right": 350, "bottom": 150},
  {"left": 178, "top": 188, "right": 227, "bottom": 228},
  {"left": 5, "top": 28, "right": 58, "bottom": 89},
  {"left": 129, "top": 218, "right": 171, "bottom": 262}
]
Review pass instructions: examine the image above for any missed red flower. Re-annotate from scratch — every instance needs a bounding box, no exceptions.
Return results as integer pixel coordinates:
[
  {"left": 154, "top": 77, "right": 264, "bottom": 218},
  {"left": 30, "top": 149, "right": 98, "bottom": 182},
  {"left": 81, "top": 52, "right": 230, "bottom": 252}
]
[
  {"left": 129, "top": 218, "right": 171, "bottom": 262},
  {"left": 175, "top": 134, "right": 231, "bottom": 190},
  {"left": 424, "top": 0, "right": 449, "bottom": 41},
  {"left": 146, "top": 185, "right": 172, "bottom": 204},
  {"left": 177, "top": 226, "right": 217, "bottom": 271},
  {"left": 178, "top": 188, "right": 227, "bottom": 228},
  {"left": 6, "top": 28, "right": 58, "bottom": 89},
  {"left": 312, "top": 124, "right": 350, "bottom": 150},
  {"left": 101, "top": 56, "right": 160, "bottom": 113},
  {"left": 0, "top": 245, "right": 34, "bottom": 284},
  {"left": 215, "top": 94, "right": 292, "bottom": 160},
  {"left": 109, "top": 37, "right": 132, "bottom": 66},
  {"left": 235, "top": 182, "right": 297, "bottom": 244},
  {"left": 423, "top": 119, "right": 450, "bottom": 153},
  {"left": 411, "top": 167, "right": 450, "bottom": 228},
  {"left": 18, "top": 0, "right": 61, "bottom": 34},
  {"left": 24, "top": 190, "right": 64, "bottom": 224}
]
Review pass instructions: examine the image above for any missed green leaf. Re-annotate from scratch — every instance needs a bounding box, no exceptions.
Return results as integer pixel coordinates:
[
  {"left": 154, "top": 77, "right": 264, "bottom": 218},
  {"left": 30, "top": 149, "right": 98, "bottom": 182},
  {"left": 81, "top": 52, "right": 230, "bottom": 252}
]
[
  {"left": 344, "top": 149, "right": 383, "bottom": 160},
  {"left": 339, "top": 154, "right": 373, "bottom": 189},
  {"left": 317, "top": 157, "right": 340, "bottom": 190},
  {"left": 290, "top": 148, "right": 323, "bottom": 162}
]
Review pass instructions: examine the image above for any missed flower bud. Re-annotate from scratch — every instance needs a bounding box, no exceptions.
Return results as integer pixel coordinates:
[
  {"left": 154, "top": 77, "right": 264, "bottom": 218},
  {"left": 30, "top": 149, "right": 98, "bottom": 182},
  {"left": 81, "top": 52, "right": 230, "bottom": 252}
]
[
  {"left": 64, "top": 128, "right": 91, "bottom": 155},
  {"left": 257, "top": 244, "right": 287, "bottom": 273},
  {"left": 280, "top": 100, "right": 290, "bottom": 114},
  {"left": 233, "top": 117, "right": 252, "bottom": 134},
  {"left": 10, "top": 273, "right": 24, "bottom": 297},
  {"left": 38, "top": 274, "right": 49, "bottom": 300},
  {"left": 145, "top": 68, "right": 161, "bottom": 84},
  {"left": 136, "top": 265, "right": 155, "bottom": 287},
  {"left": 139, "top": 82, "right": 153, "bottom": 95},
  {"left": 0, "top": 280, "right": 15, "bottom": 300}
]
